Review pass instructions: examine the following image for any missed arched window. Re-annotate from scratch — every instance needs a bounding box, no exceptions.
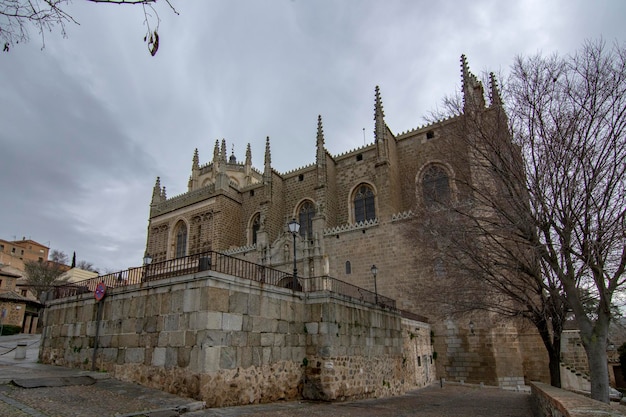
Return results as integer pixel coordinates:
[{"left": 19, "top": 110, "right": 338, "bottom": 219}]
[
  {"left": 250, "top": 213, "right": 261, "bottom": 245},
  {"left": 298, "top": 201, "right": 315, "bottom": 238},
  {"left": 345, "top": 261, "right": 352, "bottom": 275},
  {"left": 174, "top": 221, "right": 188, "bottom": 258},
  {"left": 354, "top": 184, "right": 376, "bottom": 223},
  {"left": 422, "top": 165, "right": 451, "bottom": 206}
]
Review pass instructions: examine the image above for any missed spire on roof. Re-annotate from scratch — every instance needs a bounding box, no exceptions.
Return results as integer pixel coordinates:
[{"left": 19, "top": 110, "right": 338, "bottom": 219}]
[
  {"left": 213, "top": 140, "right": 219, "bottom": 163},
  {"left": 192, "top": 148, "right": 199, "bottom": 170},
  {"left": 316, "top": 115, "right": 327, "bottom": 187},
  {"left": 220, "top": 139, "right": 227, "bottom": 163},
  {"left": 245, "top": 143, "right": 252, "bottom": 166},
  {"left": 489, "top": 72, "right": 503, "bottom": 107},
  {"left": 263, "top": 136, "right": 272, "bottom": 186},
  {"left": 151, "top": 176, "right": 162, "bottom": 204},
  {"left": 316, "top": 114, "right": 325, "bottom": 148},
  {"left": 374, "top": 86, "right": 389, "bottom": 163},
  {"left": 460, "top": 54, "right": 486, "bottom": 112}
]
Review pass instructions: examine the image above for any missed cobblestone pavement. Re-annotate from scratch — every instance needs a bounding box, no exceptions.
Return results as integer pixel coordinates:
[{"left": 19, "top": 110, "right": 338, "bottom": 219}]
[
  {"left": 188, "top": 385, "right": 533, "bottom": 417},
  {"left": 1, "top": 335, "right": 537, "bottom": 416}
]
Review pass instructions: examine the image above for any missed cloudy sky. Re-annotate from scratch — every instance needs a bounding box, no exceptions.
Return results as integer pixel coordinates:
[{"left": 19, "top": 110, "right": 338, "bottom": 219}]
[{"left": 1, "top": 0, "right": 624, "bottom": 273}]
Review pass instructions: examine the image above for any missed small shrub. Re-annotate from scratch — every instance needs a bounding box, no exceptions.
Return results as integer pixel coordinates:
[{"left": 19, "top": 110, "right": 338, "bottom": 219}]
[{"left": 0, "top": 325, "right": 21, "bottom": 336}]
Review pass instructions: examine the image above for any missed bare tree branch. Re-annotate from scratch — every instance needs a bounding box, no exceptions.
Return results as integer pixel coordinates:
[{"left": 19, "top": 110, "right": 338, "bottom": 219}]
[
  {"left": 0, "top": 0, "right": 177, "bottom": 54},
  {"left": 410, "top": 40, "right": 626, "bottom": 399}
]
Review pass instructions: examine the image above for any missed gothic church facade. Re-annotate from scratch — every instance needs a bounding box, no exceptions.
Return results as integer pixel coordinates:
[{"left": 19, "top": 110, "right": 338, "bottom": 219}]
[{"left": 145, "top": 57, "right": 549, "bottom": 387}]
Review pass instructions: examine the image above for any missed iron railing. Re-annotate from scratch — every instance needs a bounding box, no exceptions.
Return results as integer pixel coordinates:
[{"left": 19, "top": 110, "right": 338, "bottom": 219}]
[{"left": 53, "top": 251, "right": 396, "bottom": 309}]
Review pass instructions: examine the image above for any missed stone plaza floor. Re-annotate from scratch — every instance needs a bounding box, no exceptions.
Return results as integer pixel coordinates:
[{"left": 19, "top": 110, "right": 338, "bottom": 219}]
[{"left": 0, "top": 334, "right": 536, "bottom": 416}]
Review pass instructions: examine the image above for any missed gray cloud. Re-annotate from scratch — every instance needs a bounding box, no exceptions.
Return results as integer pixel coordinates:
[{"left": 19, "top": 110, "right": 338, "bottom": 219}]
[{"left": 1, "top": 0, "right": 624, "bottom": 272}]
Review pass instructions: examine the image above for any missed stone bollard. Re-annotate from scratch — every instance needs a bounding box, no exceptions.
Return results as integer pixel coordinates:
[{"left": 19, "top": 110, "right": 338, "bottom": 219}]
[{"left": 15, "top": 342, "right": 27, "bottom": 359}]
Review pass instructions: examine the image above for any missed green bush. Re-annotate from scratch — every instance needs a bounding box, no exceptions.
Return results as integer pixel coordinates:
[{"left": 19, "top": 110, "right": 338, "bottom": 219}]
[{"left": 0, "top": 325, "right": 22, "bottom": 336}]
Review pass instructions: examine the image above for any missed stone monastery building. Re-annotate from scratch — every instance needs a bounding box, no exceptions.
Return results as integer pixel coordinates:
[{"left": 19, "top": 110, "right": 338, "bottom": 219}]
[{"left": 145, "top": 56, "right": 549, "bottom": 388}]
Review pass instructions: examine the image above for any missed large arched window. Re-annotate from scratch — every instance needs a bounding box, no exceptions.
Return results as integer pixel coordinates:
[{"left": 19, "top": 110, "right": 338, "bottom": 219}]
[
  {"left": 298, "top": 201, "right": 315, "bottom": 238},
  {"left": 174, "top": 221, "right": 188, "bottom": 258},
  {"left": 354, "top": 184, "right": 376, "bottom": 223},
  {"left": 250, "top": 213, "right": 261, "bottom": 245},
  {"left": 422, "top": 165, "right": 451, "bottom": 206}
]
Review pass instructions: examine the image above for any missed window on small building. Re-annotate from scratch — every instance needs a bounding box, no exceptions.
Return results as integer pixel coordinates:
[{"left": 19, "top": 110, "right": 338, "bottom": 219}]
[
  {"left": 250, "top": 213, "right": 261, "bottom": 245},
  {"left": 174, "top": 221, "right": 188, "bottom": 258},
  {"left": 21, "top": 290, "right": 28, "bottom": 297},
  {"left": 354, "top": 184, "right": 376, "bottom": 223},
  {"left": 422, "top": 164, "right": 451, "bottom": 206},
  {"left": 298, "top": 201, "right": 315, "bottom": 239}
]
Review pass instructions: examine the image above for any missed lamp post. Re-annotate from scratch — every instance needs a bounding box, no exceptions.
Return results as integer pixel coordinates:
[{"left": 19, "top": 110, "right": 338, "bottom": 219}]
[
  {"left": 371, "top": 264, "right": 378, "bottom": 305},
  {"left": 143, "top": 253, "right": 152, "bottom": 282},
  {"left": 288, "top": 219, "right": 300, "bottom": 290}
]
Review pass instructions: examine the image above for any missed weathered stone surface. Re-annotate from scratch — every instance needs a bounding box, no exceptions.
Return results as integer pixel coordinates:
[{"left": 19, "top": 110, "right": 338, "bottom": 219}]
[
  {"left": 229, "top": 292, "right": 249, "bottom": 314},
  {"left": 222, "top": 313, "right": 243, "bottom": 331},
  {"left": 125, "top": 347, "right": 145, "bottom": 364},
  {"left": 152, "top": 347, "right": 166, "bottom": 366},
  {"left": 40, "top": 274, "right": 434, "bottom": 407}
]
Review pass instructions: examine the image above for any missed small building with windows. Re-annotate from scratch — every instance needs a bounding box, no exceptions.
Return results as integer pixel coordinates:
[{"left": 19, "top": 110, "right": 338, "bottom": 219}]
[{"left": 144, "top": 57, "right": 548, "bottom": 388}]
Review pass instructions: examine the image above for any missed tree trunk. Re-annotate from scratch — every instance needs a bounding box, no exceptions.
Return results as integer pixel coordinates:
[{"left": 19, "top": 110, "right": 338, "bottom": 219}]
[
  {"left": 586, "top": 337, "right": 610, "bottom": 403},
  {"left": 548, "top": 346, "right": 562, "bottom": 388},
  {"left": 535, "top": 318, "right": 562, "bottom": 387}
]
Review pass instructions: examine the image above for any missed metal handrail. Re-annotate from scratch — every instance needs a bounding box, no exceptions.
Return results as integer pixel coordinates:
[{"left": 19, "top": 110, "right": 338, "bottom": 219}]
[{"left": 53, "top": 251, "right": 396, "bottom": 309}]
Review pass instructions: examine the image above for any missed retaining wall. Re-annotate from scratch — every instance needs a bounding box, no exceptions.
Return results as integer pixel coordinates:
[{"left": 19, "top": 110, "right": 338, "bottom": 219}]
[
  {"left": 40, "top": 270, "right": 433, "bottom": 406},
  {"left": 530, "top": 381, "right": 625, "bottom": 417}
]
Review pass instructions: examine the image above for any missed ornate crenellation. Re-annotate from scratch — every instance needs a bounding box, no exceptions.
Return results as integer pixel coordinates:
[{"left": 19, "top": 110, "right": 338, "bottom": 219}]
[
  {"left": 323, "top": 218, "right": 379, "bottom": 236},
  {"left": 151, "top": 184, "right": 217, "bottom": 217}
]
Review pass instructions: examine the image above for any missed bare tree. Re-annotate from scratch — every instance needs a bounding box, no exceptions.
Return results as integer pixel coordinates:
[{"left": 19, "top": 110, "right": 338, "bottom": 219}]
[
  {"left": 23, "top": 258, "right": 68, "bottom": 298},
  {"left": 509, "top": 40, "right": 626, "bottom": 403},
  {"left": 0, "top": 0, "right": 178, "bottom": 55},
  {"left": 49, "top": 248, "right": 68, "bottom": 264},
  {"left": 76, "top": 259, "right": 98, "bottom": 273},
  {"left": 411, "top": 66, "right": 568, "bottom": 388},
  {"left": 414, "top": 40, "right": 626, "bottom": 402}
]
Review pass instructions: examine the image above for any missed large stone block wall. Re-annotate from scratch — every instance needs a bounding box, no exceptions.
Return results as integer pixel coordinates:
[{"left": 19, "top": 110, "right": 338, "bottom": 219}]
[
  {"left": 0, "top": 300, "right": 26, "bottom": 328},
  {"left": 40, "top": 271, "right": 432, "bottom": 407},
  {"left": 302, "top": 295, "right": 434, "bottom": 400},
  {"left": 517, "top": 325, "right": 551, "bottom": 384},
  {"left": 561, "top": 330, "right": 589, "bottom": 374}
]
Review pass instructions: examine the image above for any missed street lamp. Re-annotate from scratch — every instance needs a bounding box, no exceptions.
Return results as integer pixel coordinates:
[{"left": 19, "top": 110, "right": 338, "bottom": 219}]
[
  {"left": 288, "top": 219, "right": 300, "bottom": 290},
  {"left": 371, "top": 264, "right": 378, "bottom": 305},
  {"left": 143, "top": 253, "right": 152, "bottom": 282}
]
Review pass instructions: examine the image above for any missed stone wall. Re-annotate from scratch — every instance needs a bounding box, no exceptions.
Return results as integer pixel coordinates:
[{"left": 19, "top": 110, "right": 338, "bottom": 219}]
[
  {"left": 40, "top": 270, "right": 433, "bottom": 407},
  {"left": 0, "top": 300, "right": 25, "bottom": 328},
  {"left": 530, "top": 381, "right": 624, "bottom": 417},
  {"left": 561, "top": 330, "right": 590, "bottom": 374}
]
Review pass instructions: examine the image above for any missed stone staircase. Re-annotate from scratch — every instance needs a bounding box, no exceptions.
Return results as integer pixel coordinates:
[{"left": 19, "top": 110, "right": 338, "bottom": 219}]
[{"left": 559, "top": 362, "right": 590, "bottom": 392}]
